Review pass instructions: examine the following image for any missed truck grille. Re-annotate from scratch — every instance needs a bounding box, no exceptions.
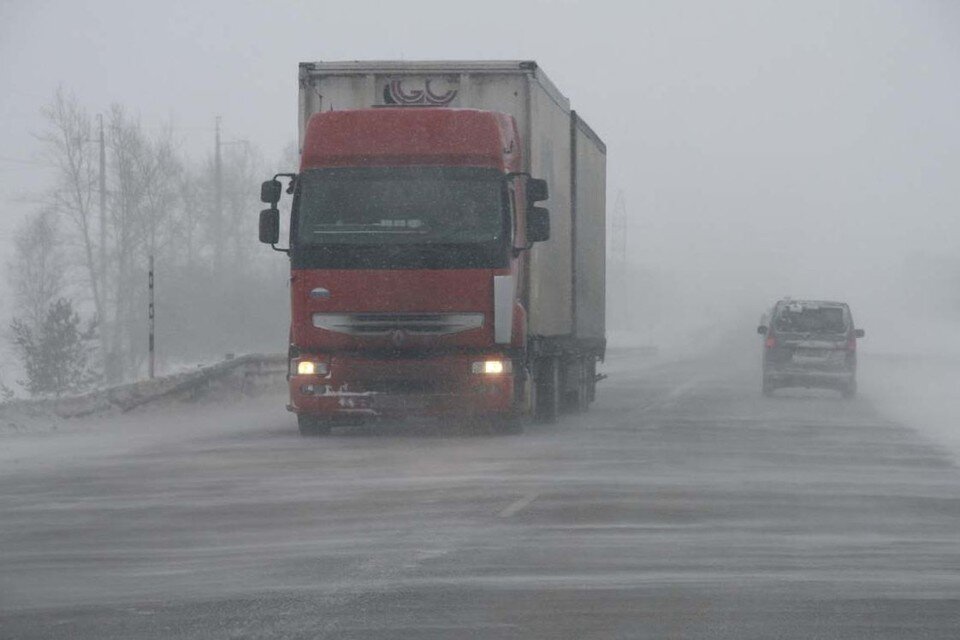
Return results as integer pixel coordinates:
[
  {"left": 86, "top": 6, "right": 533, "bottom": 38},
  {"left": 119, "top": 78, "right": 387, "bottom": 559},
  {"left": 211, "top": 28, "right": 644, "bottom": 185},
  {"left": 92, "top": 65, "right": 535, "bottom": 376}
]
[{"left": 312, "top": 313, "right": 484, "bottom": 336}]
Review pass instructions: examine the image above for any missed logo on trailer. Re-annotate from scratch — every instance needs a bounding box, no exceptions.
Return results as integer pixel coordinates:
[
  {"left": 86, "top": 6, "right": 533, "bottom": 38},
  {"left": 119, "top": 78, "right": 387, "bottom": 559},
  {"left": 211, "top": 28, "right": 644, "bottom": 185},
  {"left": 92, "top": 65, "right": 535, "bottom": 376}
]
[{"left": 383, "top": 78, "right": 458, "bottom": 106}]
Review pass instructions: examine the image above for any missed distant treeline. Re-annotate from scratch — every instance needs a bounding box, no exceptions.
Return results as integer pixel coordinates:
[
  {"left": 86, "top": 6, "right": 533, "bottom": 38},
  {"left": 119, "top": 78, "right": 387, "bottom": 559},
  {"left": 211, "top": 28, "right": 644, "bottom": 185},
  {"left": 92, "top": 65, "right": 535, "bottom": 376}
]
[{"left": 4, "top": 89, "right": 290, "bottom": 396}]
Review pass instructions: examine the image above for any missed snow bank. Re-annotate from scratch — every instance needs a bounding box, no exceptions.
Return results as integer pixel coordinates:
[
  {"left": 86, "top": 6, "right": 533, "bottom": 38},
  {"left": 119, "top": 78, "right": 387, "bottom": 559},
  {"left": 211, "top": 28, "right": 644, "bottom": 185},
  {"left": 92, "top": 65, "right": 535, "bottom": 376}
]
[
  {"left": 0, "top": 354, "right": 286, "bottom": 435},
  {"left": 861, "top": 353, "right": 960, "bottom": 460}
]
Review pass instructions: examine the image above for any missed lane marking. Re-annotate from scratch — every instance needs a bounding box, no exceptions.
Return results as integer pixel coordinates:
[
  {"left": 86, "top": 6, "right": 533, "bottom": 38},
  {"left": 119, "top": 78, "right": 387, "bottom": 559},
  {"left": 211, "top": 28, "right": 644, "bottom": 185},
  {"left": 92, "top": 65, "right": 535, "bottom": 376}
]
[
  {"left": 498, "top": 492, "right": 540, "bottom": 518},
  {"left": 636, "top": 375, "right": 706, "bottom": 412}
]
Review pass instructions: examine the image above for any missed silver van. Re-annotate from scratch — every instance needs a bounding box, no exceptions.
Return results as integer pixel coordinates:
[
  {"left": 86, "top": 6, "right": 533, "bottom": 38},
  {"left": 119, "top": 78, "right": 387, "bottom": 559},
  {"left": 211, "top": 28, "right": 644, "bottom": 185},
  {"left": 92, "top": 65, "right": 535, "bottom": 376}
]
[{"left": 757, "top": 299, "right": 865, "bottom": 397}]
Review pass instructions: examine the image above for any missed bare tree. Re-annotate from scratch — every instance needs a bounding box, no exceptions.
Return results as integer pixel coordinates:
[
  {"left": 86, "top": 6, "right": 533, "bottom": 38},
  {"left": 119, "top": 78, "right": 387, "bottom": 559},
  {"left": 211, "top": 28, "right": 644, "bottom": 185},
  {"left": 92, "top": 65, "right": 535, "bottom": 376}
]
[
  {"left": 37, "top": 89, "right": 109, "bottom": 378},
  {"left": 37, "top": 89, "right": 105, "bottom": 338},
  {"left": 5, "top": 207, "right": 97, "bottom": 397},
  {"left": 37, "top": 94, "right": 187, "bottom": 381},
  {"left": 106, "top": 105, "right": 185, "bottom": 379},
  {"left": 6, "top": 208, "right": 66, "bottom": 330},
  {"left": 31, "top": 89, "right": 289, "bottom": 381}
]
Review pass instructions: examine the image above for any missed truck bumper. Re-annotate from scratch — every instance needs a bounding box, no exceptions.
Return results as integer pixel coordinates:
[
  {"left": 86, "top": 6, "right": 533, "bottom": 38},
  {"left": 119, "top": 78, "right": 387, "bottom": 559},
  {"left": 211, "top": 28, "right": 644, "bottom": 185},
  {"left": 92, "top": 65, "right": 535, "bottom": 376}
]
[{"left": 289, "top": 353, "right": 517, "bottom": 421}]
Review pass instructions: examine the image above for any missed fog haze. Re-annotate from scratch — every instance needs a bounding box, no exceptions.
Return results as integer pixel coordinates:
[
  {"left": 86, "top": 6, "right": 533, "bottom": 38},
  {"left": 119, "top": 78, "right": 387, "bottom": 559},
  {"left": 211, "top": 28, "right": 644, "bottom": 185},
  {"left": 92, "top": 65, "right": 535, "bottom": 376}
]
[
  {"left": 2, "top": 0, "right": 959, "bottom": 361},
  {"left": 5, "top": 4, "right": 960, "bottom": 635}
]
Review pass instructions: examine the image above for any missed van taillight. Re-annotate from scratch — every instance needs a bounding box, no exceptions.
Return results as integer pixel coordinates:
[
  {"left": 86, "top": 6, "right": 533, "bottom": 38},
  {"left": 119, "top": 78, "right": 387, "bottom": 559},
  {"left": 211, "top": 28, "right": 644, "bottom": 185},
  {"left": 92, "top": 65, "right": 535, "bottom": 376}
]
[
  {"left": 847, "top": 338, "right": 857, "bottom": 352},
  {"left": 765, "top": 335, "right": 777, "bottom": 349}
]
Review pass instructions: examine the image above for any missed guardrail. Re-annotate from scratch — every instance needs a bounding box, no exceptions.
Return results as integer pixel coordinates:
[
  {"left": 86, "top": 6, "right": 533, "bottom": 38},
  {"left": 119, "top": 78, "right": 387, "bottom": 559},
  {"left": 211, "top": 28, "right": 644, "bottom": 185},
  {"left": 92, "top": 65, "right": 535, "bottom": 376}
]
[{"left": 0, "top": 354, "right": 287, "bottom": 421}]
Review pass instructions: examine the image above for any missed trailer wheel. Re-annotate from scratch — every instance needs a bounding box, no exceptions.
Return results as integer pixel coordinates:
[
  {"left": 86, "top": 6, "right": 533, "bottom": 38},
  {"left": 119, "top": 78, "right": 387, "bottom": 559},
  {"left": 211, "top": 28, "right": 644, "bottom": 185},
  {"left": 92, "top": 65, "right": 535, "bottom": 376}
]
[
  {"left": 492, "top": 416, "right": 524, "bottom": 435},
  {"left": 298, "top": 414, "right": 332, "bottom": 437},
  {"left": 761, "top": 377, "right": 776, "bottom": 397},
  {"left": 559, "top": 357, "right": 591, "bottom": 414},
  {"left": 535, "top": 356, "right": 560, "bottom": 423},
  {"left": 586, "top": 358, "right": 598, "bottom": 404},
  {"left": 841, "top": 380, "right": 857, "bottom": 399},
  {"left": 574, "top": 357, "right": 591, "bottom": 413}
]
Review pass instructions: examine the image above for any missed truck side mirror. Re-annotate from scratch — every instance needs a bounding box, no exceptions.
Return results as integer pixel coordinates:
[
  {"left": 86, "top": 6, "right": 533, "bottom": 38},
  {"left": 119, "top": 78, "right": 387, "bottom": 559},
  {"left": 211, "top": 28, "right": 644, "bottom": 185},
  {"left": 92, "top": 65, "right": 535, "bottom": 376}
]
[
  {"left": 527, "top": 206, "right": 550, "bottom": 243},
  {"left": 854, "top": 328, "right": 865, "bottom": 338},
  {"left": 259, "top": 208, "right": 280, "bottom": 244},
  {"left": 261, "top": 179, "right": 282, "bottom": 205},
  {"left": 527, "top": 178, "right": 548, "bottom": 204},
  {"left": 757, "top": 325, "right": 768, "bottom": 335}
]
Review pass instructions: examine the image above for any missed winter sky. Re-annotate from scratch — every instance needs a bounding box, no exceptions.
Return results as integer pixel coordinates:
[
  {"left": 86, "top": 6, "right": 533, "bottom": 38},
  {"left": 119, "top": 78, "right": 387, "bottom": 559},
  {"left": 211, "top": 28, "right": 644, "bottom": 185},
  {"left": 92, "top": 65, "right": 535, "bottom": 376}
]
[{"left": 2, "top": 0, "right": 959, "bottom": 349}]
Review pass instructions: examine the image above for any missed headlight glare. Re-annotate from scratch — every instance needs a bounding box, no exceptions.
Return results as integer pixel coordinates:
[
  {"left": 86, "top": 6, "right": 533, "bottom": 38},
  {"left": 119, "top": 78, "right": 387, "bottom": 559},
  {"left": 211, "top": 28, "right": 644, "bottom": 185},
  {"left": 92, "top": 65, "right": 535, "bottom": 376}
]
[
  {"left": 471, "top": 360, "right": 511, "bottom": 375},
  {"left": 296, "top": 360, "right": 329, "bottom": 376},
  {"left": 297, "top": 361, "right": 316, "bottom": 375}
]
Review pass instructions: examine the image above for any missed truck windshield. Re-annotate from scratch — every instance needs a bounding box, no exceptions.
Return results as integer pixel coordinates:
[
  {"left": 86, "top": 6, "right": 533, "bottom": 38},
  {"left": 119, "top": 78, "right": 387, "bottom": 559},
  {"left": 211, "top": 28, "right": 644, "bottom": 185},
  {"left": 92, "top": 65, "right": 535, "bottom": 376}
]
[{"left": 295, "top": 167, "right": 506, "bottom": 246}]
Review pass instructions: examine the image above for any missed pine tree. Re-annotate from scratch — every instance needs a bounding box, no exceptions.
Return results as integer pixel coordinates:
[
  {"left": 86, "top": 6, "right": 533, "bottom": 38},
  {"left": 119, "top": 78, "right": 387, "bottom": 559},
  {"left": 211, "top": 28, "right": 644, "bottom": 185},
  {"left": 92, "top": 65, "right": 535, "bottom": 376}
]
[{"left": 10, "top": 299, "right": 98, "bottom": 397}]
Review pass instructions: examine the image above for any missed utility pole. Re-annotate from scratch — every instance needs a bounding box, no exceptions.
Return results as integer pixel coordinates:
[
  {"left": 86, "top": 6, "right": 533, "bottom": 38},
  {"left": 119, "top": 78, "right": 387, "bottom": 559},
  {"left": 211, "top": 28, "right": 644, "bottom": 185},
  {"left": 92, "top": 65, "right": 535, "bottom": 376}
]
[
  {"left": 213, "top": 119, "right": 250, "bottom": 276},
  {"left": 214, "top": 116, "right": 223, "bottom": 273},
  {"left": 148, "top": 254, "right": 155, "bottom": 379},
  {"left": 97, "top": 113, "right": 110, "bottom": 375},
  {"left": 98, "top": 114, "right": 106, "bottom": 291}
]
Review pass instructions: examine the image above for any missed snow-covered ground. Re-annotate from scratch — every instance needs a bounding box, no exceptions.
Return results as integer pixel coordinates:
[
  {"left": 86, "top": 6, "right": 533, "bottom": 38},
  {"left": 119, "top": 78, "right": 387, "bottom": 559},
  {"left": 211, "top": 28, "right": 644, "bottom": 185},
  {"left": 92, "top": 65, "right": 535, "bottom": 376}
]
[{"left": 861, "top": 353, "right": 960, "bottom": 461}]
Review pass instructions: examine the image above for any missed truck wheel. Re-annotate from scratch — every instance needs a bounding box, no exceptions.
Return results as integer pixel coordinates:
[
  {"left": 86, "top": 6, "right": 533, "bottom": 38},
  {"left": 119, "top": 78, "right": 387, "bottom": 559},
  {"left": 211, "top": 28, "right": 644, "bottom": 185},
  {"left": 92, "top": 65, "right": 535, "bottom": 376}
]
[
  {"left": 535, "top": 357, "right": 560, "bottom": 423},
  {"left": 586, "top": 359, "right": 598, "bottom": 404},
  {"left": 298, "top": 414, "right": 332, "bottom": 437},
  {"left": 761, "top": 377, "right": 775, "bottom": 397},
  {"left": 560, "top": 358, "right": 587, "bottom": 414},
  {"left": 492, "top": 416, "right": 524, "bottom": 436},
  {"left": 575, "top": 357, "right": 591, "bottom": 412}
]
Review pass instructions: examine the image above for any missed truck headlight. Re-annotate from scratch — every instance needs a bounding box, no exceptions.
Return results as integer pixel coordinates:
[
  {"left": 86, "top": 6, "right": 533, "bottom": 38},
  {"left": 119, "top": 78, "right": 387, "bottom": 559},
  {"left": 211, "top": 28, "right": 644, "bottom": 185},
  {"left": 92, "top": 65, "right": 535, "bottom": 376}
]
[
  {"left": 296, "top": 360, "right": 329, "bottom": 376},
  {"left": 471, "top": 360, "right": 512, "bottom": 375}
]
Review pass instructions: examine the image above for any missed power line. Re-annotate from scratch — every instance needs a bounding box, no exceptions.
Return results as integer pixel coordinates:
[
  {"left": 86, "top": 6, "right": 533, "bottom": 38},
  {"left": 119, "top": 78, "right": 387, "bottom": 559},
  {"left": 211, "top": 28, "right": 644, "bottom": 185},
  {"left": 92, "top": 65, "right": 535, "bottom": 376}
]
[{"left": 0, "top": 155, "right": 48, "bottom": 166}]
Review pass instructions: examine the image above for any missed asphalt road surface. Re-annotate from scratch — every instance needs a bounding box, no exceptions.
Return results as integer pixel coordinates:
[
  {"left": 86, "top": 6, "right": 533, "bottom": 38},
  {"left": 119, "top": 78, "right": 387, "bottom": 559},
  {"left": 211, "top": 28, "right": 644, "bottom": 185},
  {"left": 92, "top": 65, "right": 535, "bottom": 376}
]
[{"left": 2, "top": 348, "right": 959, "bottom": 639}]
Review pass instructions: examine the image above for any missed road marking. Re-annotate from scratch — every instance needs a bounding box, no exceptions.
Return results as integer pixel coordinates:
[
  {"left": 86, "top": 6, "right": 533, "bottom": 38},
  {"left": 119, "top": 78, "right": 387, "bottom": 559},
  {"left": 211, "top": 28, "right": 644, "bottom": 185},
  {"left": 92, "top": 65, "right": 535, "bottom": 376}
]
[
  {"left": 498, "top": 492, "right": 540, "bottom": 518},
  {"left": 637, "top": 375, "right": 705, "bottom": 412}
]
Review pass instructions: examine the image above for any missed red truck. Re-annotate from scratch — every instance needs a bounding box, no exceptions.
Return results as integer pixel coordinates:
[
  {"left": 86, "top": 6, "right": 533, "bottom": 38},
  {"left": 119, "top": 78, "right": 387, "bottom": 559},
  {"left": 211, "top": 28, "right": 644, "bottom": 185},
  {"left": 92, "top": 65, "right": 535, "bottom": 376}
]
[{"left": 259, "top": 61, "right": 606, "bottom": 435}]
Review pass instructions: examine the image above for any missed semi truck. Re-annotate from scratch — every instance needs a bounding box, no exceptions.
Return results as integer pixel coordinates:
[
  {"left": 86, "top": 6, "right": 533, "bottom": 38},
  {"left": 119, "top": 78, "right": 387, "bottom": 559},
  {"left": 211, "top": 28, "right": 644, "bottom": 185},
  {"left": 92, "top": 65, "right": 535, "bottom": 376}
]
[{"left": 258, "top": 60, "right": 606, "bottom": 435}]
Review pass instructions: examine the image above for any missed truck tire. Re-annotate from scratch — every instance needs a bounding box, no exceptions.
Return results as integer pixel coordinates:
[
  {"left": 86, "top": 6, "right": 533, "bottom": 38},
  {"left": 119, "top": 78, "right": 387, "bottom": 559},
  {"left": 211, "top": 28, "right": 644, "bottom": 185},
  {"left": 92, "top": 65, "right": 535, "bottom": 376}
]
[
  {"left": 761, "top": 377, "right": 775, "bottom": 397},
  {"left": 574, "top": 357, "right": 591, "bottom": 413},
  {"left": 586, "top": 358, "right": 598, "bottom": 404},
  {"left": 535, "top": 357, "right": 560, "bottom": 423},
  {"left": 492, "top": 416, "right": 524, "bottom": 435},
  {"left": 298, "top": 414, "right": 332, "bottom": 437},
  {"left": 841, "top": 380, "right": 857, "bottom": 399},
  {"left": 559, "top": 357, "right": 585, "bottom": 414}
]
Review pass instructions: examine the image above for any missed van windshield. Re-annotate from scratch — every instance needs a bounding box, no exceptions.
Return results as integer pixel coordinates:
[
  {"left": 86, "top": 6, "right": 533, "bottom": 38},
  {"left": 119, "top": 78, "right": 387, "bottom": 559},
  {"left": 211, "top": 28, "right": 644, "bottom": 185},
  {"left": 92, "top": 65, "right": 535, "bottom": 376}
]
[{"left": 773, "top": 305, "right": 847, "bottom": 334}]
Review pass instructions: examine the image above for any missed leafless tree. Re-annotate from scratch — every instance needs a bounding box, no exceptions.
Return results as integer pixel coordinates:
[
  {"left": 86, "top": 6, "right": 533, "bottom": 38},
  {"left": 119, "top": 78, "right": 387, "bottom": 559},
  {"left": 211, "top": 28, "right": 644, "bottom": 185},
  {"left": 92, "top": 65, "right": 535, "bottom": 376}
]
[
  {"left": 31, "top": 89, "right": 288, "bottom": 383},
  {"left": 6, "top": 207, "right": 66, "bottom": 330},
  {"left": 37, "top": 88, "right": 105, "bottom": 343}
]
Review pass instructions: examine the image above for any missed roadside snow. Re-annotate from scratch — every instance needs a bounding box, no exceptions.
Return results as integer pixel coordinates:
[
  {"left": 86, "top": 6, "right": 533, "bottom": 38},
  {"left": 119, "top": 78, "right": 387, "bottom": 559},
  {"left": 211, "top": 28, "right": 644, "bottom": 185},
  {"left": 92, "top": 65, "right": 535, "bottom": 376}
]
[
  {"left": 860, "top": 353, "right": 960, "bottom": 461},
  {"left": 0, "top": 354, "right": 285, "bottom": 436}
]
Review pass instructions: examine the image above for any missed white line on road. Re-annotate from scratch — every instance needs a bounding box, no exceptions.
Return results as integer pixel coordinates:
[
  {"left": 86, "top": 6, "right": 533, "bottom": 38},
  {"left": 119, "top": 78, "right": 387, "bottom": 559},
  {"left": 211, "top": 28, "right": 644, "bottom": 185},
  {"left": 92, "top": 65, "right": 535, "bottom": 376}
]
[
  {"left": 498, "top": 492, "right": 540, "bottom": 518},
  {"left": 636, "top": 375, "right": 706, "bottom": 412}
]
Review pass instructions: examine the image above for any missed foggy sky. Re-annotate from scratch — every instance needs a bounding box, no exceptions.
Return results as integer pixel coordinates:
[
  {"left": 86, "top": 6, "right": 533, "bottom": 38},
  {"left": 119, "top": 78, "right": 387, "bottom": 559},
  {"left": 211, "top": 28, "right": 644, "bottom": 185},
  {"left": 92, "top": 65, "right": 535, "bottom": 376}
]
[{"left": 2, "top": 0, "right": 959, "bottom": 354}]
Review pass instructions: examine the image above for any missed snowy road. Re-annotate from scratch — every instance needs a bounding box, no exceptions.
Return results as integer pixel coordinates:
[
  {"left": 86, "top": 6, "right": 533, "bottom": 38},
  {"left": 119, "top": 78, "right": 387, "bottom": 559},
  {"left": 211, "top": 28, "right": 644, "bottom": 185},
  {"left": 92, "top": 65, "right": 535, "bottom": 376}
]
[{"left": 2, "top": 349, "right": 959, "bottom": 639}]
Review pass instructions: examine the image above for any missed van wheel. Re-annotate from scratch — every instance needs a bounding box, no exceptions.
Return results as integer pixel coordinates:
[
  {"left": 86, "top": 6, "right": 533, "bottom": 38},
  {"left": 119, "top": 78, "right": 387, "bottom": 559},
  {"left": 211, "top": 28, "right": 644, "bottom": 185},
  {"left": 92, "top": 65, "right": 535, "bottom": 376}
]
[{"left": 298, "top": 414, "right": 332, "bottom": 437}]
